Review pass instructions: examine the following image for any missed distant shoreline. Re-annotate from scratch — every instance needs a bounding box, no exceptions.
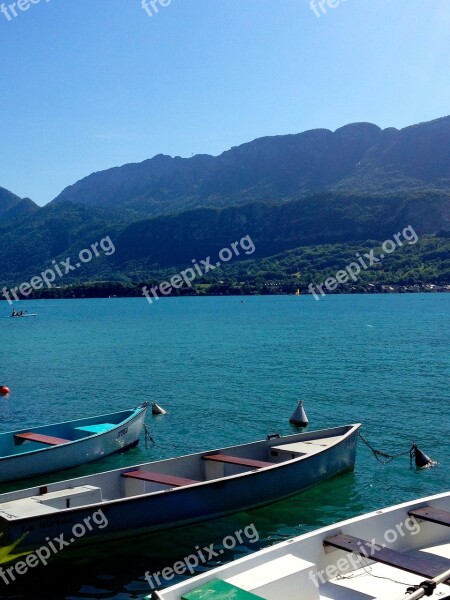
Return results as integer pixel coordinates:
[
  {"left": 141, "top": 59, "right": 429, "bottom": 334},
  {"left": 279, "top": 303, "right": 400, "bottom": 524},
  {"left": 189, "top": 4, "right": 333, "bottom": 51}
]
[{"left": 1, "top": 281, "right": 449, "bottom": 302}]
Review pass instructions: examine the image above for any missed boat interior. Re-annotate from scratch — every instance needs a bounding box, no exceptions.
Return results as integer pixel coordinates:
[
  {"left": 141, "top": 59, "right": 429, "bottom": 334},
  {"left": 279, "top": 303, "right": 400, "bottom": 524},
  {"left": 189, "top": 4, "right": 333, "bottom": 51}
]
[
  {"left": 0, "top": 426, "right": 355, "bottom": 520},
  {"left": 157, "top": 492, "right": 450, "bottom": 600},
  {"left": 0, "top": 409, "right": 138, "bottom": 457}
]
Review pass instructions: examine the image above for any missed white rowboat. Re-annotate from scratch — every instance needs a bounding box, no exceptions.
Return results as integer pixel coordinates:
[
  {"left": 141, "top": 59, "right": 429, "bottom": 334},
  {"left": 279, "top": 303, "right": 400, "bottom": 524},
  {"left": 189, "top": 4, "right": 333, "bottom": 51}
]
[
  {"left": 0, "top": 424, "right": 359, "bottom": 552},
  {"left": 0, "top": 403, "right": 148, "bottom": 482},
  {"left": 155, "top": 490, "right": 450, "bottom": 600}
]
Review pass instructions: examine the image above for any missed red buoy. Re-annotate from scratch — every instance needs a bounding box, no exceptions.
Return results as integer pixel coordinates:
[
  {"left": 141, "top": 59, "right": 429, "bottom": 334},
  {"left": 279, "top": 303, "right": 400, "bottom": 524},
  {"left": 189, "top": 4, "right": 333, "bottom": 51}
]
[{"left": 0, "top": 386, "right": 10, "bottom": 396}]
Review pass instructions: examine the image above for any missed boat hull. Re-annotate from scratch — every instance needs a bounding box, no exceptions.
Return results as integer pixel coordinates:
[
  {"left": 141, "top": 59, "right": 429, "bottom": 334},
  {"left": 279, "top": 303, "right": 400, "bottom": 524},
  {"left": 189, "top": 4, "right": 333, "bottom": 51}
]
[
  {"left": 0, "top": 424, "right": 359, "bottom": 550},
  {"left": 0, "top": 407, "right": 147, "bottom": 482}
]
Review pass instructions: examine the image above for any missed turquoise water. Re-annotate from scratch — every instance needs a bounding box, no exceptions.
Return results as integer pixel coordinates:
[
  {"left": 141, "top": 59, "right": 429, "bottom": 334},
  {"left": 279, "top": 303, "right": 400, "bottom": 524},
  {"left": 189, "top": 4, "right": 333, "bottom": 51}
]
[{"left": 0, "top": 294, "right": 449, "bottom": 599}]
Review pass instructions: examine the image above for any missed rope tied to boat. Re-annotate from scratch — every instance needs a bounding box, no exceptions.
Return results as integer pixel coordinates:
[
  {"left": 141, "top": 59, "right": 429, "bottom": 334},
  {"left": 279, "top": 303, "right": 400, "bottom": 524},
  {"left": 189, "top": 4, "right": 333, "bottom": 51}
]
[
  {"left": 143, "top": 424, "right": 156, "bottom": 449},
  {"left": 357, "top": 432, "right": 436, "bottom": 467}
]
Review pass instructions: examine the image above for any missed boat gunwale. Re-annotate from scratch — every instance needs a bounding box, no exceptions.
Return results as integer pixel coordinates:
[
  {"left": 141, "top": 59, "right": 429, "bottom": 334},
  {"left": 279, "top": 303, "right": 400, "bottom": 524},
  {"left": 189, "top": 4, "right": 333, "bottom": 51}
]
[
  {"left": 0, "top": 423, "right": 361, "bottom": 522},
  {"left": 0, "top": 405, "right": 147, "bottom": 462}
]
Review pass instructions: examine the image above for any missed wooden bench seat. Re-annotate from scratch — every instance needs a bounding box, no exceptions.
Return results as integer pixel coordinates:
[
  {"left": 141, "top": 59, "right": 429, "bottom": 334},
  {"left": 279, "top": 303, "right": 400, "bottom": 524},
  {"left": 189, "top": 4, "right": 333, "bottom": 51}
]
[
  {"left": 409, "top": 506, "right": 450, "bottom": 528},
  {"left": 122, "top": 470, "right": 200, "bottom": 487},
  {"left": 324, "top": 534, "right": 450, "bottom": 584},
  {"left": 14, "top": 432, "right": 70, "bottom": 446},
  {"left": 202, "top": 454, "right": 273, "bottom": 469}
]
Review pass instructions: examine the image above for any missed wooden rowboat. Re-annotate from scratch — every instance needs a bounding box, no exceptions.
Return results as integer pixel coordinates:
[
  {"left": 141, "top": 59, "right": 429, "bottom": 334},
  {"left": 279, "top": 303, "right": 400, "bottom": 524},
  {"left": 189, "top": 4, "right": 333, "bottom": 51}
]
[
  {"left": 0, "top": 403, "right": 148, "bottom": 482},
  {"left": 156, "top": 490, "right": 450, "bottom": 600},
  {"left": 0, "top": 424, "right": 359, "bottom": 552}
]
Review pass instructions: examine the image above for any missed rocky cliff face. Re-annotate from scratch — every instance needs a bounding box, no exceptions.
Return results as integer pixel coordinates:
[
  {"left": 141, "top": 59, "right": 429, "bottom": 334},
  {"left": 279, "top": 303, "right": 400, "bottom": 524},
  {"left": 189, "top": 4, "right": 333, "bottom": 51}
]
[{"left": 51, "top": 116, "right": 450, "bottom": 217}]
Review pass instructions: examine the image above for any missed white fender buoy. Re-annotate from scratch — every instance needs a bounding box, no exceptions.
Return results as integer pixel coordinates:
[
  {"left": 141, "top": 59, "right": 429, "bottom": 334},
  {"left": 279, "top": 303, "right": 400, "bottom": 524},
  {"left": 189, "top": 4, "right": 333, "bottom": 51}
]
[
  {"left": 152, "top": 402, "right": 167, "bottom": 415},
  {"left": 289, "top": 400, "right": 309, "bottom": 427}
]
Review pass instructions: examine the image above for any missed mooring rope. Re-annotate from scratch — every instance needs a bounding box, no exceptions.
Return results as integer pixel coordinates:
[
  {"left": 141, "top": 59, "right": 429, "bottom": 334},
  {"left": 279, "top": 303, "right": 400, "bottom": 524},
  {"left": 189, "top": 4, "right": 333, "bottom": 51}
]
[
  {"left": 143, "top": 424, "right": 156, "bottom": 449},
  {"left": 358, "top": 432, "right": 416, "bottom": 465}
]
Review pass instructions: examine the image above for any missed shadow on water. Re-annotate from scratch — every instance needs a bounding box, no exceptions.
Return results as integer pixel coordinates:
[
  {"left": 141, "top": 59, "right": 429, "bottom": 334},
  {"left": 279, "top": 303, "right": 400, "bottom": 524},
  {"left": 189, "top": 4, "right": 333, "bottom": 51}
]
[{"left": 0, "top": 473, "right": 362, "bottom": 600}]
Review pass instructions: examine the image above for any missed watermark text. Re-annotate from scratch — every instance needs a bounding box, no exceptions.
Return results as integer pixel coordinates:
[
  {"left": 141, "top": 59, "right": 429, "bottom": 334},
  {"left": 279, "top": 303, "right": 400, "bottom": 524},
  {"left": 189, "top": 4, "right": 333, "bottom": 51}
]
[
  {"left": 308, "top": 225, "right": 418, "bottom": 300},
  {"left": 142, "top": 235, "right": 256, "bottom": 305},
  {"left": 1, "top": 236, "right": 116, "bottom": 305},
  {"left": 1, "top": 0, "right": 51, "bottom": 23},
  {"left": 309, "top": 516, "right": 421, "bottom": 587},
  {"left": 145, "top": 523, "right": 260, "bottom": 589},
  {"left": 310, "top": 0, "right": 349, "bottom": 18},
  {"left": 141, "top": 0, "right": 172, "bottom": 18},
  {"left": 0, "top": 509, "right": 108, "bottom": 585}
]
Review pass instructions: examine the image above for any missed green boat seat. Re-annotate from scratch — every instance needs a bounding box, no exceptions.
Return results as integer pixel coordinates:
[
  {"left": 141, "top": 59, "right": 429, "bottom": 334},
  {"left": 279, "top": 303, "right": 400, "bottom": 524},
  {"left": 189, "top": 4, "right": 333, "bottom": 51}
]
[
  {"left": 181, "top": 579, "right": 266, "bottom": 599},
  {"left": 202, "top": 454, "right": 272, "bottom": 469},
  {"left": 408, "top": 506, "right": 450, "bottom": 528},
  {"left": 14, "top": 432, "right": 70, "bottom": 446},
  {"left": 122, "top": 470, "right": 200, "bottom": 487}
]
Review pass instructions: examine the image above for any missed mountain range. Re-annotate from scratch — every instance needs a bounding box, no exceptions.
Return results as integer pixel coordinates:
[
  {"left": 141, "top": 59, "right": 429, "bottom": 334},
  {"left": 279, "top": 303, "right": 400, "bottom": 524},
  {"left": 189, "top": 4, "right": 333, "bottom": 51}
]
[
  {"left": 1, "top": 115, "right": 449, "bottom": 290},
  {"left": 53, "top": 116, "right": 450, "bottom": 218},
  {"left": 0, "top": 187, "right": 39, "bottom": 223}
]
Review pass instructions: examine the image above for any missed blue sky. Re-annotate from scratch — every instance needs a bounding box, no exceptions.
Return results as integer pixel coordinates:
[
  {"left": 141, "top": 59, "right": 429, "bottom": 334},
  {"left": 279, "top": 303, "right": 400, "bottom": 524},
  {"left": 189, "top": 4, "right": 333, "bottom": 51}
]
[{"left": 0, "top": 0, "right": 448, "bottom": 206}]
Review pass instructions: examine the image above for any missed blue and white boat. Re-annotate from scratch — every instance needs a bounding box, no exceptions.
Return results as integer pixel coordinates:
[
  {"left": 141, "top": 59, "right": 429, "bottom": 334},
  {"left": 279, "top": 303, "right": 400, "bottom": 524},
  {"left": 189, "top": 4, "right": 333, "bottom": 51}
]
[
  {"left": 0, "top": 424, "right": 359, "bottom": 551},
  {"left": 0, "top": 403, "right": 148, "bottom": 482}
]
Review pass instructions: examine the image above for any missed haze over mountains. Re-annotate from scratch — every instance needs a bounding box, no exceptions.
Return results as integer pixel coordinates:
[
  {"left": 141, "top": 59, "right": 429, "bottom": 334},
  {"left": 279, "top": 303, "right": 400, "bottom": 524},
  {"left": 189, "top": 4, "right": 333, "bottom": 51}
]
[{"left": 0, "top": 116, "right": 449, "bottom": 287}]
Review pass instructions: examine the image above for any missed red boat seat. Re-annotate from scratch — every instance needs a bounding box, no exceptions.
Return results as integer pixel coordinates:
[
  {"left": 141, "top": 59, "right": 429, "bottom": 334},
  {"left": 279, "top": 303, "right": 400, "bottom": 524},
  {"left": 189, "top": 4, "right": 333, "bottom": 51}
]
[
  {"left": 202, "top": 454, "right": 273, "bottom": 469},
  {"left": 122, "top": 470, "right": 200, "bottom": 487},
  {"left": 14, "top": 432, "right": 70, "bottom": 446}
]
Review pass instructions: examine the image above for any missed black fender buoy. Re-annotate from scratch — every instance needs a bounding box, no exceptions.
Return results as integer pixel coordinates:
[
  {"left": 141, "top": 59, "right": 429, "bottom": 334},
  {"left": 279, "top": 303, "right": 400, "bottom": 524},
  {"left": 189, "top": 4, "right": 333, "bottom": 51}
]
[{"left": 413, "top": 445, "right": 436, "bottom": 468}]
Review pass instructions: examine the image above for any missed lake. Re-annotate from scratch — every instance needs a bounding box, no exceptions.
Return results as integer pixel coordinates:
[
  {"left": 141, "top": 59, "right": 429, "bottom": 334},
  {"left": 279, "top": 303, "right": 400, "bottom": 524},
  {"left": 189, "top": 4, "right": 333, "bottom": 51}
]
[{"left": 0, "top": 294, "right": 449, "bottom": 599}]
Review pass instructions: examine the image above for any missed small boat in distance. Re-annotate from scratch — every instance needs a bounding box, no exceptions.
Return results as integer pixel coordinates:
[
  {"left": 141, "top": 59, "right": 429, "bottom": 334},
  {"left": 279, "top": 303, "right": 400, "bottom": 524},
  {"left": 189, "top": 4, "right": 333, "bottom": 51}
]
[
  {"left": 0, "top": 403, "right": 148, "bottom": 482},
  {"left": 0, "top": 424, "right": 359, "bottom": 551},
  {"left": 10, "top": 309, "right": 36, "bottom": 318},
  {"left": 157, "top": 490, "right": 450, "bottom": 600}
]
